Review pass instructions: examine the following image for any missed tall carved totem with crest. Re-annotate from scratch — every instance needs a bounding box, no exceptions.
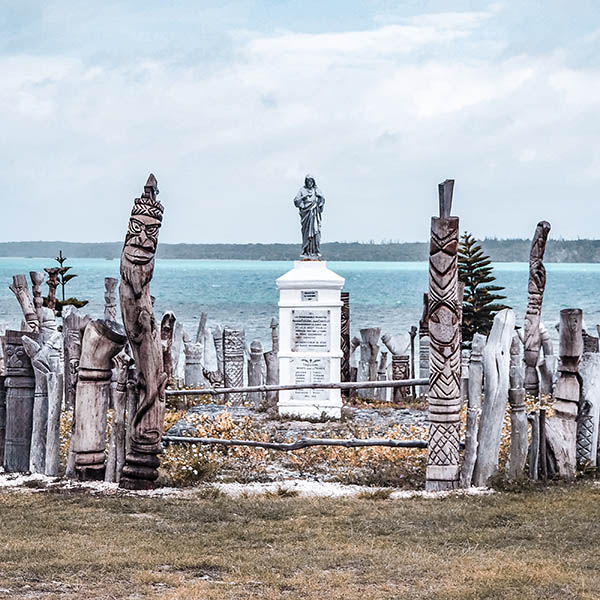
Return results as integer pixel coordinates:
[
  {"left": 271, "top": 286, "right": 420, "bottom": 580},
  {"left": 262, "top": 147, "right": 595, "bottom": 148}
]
[
  {"left": 426, "top": 180, "right": 461, "bottom": 491},
  {"left": 119, "top": 174, "right": 167, "bottom": 490}
]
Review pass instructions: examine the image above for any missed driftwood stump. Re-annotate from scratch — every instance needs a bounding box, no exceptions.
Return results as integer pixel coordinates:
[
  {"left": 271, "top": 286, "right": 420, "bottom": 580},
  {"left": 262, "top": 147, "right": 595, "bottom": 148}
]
[
  {"left": 545, "top": 308, "right": 582, "bottom": 480},
  {"left": 472, "top": 309, "right": 515, "bottom": 486},
  {"left": 2, "top": 330, "right": 37, "bottom": 472},
  {"left": 460, "top": 332, "right": 485, "bottom": 487},
  {"left": 160, "top": 311, "right": 176, "bottom": 386},
  {"left": 9, "top": 275, "right": 39, "bottom": 332},
  {"left": 523, "top": 221, "right": 551, "bottom": 396},
  {"left": 426, "top": 179, "right": 461, "bottom": 491},
  {"left": 118, "top": 174, "right": 168, "bottom": 490}
]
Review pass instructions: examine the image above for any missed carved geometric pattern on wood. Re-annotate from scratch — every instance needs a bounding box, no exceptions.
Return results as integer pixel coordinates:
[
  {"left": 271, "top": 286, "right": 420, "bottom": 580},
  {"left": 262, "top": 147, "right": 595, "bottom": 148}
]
[
  {"left": 428, "top": 422, "right": 460, "bottom": 466},
  {"left": 576, "top": 416, "right": 594, "bottom": 465}
]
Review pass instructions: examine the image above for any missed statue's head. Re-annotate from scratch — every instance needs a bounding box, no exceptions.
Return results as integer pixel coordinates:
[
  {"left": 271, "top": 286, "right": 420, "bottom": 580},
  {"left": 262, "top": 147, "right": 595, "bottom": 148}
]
[
  {"left": 121, "top": 174, "right": 163, "bottom": 295},
  {"left": 304, "top": 174, "right": 316, "bottom": 189}
]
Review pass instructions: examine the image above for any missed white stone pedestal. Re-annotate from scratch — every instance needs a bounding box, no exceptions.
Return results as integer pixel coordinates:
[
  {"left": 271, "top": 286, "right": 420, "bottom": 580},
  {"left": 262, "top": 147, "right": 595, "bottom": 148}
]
[{"left": 277, "top": 260, "right": 345, "bottom": 419}]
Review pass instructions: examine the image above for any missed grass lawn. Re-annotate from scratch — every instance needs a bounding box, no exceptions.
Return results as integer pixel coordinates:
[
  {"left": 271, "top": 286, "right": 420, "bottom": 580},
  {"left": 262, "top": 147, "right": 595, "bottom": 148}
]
[{"left": 0, "top": 482, "right": 599, "bottom": 599}]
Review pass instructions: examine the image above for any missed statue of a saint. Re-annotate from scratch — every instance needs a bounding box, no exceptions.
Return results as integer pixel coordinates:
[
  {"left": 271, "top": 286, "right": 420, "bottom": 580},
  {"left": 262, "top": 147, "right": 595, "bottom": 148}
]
[{"left": 294, "top": 174, "right": 324, "bottom": 259}]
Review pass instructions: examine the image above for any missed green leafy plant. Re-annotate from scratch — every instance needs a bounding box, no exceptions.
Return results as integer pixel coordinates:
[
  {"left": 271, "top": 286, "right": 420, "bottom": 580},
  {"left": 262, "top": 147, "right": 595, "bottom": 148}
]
[
  {"left": 458, "top": 232, "right": 509, "bottom": 347},
  {"left": 44, "top": 250, "right": 88, "bottom": 316}
]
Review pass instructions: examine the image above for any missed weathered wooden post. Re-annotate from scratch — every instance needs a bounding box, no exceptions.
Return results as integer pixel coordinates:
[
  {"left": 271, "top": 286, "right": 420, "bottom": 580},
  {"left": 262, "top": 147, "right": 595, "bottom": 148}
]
[
  {"left": 104, "top": 277, "right": 119, "bottom": 321},
  {"left": 472, "top": 309, "right": 515, "bottom": 486},
  {"left": 30, "top": 271, "right": 45, "bottom": 314},
  {"left": 212, "top": 324, "right": 225, "bottom": 382},
  {"left": 0, "top": 376, "right": 6, "bottom": 466},
  {"left": 105, "top": 350, "right": 131, "bottom": 483},
  {"left": 426, "top": 179, "right": 461, "bottom": 491},
  {"left": 44, "top": 267, "right": 60, "bottom": 312},
  {"left": 223, "top": 327, "right": 245, "bottom": 403},
  {"left": 118, "top": 174, "right": 167, "bottom": 490},
  {"left": 71, "top": 320, "right": 126, "bottom": 480},
  {"left": 507, "top": 334, "right": 528, "bottom": 480},
  {"left": 247, "top": 340, "right": 264, "bottom": 407},
  {"left": 45, "top": 370, "right": 63, "bottom": 477},
  {"left": 340, "top": 292, "right": 350, "bottom": 383},
  {"left": 375, "top": 351, "right": 388, "bottom": 401},
  {"left": 349, "top": 336, "right": 360, "bottom": 384},
  {"left": 358, "top": 327, "right": 380, "bottom": 399},
  {"left": 184, "top": 338, "right": 206, "bottom": 388},
  {"left": 538, "top": 323, "right": 555, "bottom": 396},
  {"left": 419, "top": 293, "right": 430, "bottom": 395},
  {"left": 9, "top": 275, "right": 39, "bottom": 332},
  {"left": 409, "top": 325, "right": 417, "bottom": 397},
  {"left": 523, "top": 221, "right": 551, "bottom": 396},
  {"left": 528, "top": 411, "right": 540, "bottom": 480},
  {"left": 460, "top": 332, "right": 485, "bottom": 487},
  {"left": 263, "top": 319, "right": 279, "bottom": 409},
  {"left": 576, "top": 352, "right": 600, "bottom": 468},
  {"left": 2, "top": 330, "right": 37, "bottom": 472},
  {"left": 160, "top": 311, "right": 176, "bottom": 386},
  {"left": 545, "top": 308, "right": 582, "bottom": 479}
]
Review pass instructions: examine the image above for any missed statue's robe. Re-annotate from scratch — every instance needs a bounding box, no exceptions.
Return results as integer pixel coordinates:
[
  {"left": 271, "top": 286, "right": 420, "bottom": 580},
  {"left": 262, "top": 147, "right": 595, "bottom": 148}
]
[{"left": 294, "top": 186, "right": 324, "bottom": 258}]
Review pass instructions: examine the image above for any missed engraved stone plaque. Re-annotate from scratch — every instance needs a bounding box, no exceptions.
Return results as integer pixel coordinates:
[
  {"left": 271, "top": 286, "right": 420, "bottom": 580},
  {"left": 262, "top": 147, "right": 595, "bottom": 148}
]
[
  {"left": 301, "top": 290, "right": 318, "bottom": 302},
  {"left": 291, "top": 309, "right": 330, "bottom": 352},
  {"left": 290, "top": 357, "right": 330, "bottom": 402}
]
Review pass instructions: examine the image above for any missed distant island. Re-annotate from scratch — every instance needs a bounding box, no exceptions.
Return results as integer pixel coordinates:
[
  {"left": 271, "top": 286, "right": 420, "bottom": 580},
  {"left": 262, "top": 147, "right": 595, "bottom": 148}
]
[{"left": 1, "top": 239, "right": 600, "bottom": 262}]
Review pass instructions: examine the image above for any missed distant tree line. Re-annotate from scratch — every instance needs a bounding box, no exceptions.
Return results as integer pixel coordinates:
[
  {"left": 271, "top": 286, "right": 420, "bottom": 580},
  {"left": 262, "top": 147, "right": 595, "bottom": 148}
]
[{"left": 1, "top": 239, "right": 600, "bottom": 262}]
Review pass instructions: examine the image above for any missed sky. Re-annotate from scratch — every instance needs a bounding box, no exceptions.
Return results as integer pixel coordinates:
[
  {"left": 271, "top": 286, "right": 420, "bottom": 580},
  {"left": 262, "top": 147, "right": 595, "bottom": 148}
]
[{"left": 1, "top": 0, "right": 600, "bottom": 245}]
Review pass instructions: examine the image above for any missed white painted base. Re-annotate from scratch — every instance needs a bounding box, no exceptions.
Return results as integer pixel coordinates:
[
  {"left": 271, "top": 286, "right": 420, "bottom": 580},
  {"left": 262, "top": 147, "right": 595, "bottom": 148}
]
[{"left": 276, "top": 260, "right": 345, "bottom": 420}]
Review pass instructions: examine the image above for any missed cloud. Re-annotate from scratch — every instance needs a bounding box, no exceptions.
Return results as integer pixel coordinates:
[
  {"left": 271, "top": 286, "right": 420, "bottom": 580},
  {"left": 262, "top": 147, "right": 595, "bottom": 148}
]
[{"left": 0, "top": 5, "right": 599, "bottom": 244}]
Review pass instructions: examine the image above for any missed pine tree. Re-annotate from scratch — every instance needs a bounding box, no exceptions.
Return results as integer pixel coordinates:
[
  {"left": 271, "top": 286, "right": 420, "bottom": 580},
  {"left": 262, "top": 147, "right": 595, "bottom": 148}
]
[{"left": 458, "top": 232, "right": 509, "bottom": 346}]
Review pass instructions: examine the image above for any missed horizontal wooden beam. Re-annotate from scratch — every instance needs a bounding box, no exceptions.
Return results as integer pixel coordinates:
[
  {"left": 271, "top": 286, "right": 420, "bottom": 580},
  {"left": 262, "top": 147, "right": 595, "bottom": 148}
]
[{"left": 165, "top": 378, "right": 429, "bottom": 397}]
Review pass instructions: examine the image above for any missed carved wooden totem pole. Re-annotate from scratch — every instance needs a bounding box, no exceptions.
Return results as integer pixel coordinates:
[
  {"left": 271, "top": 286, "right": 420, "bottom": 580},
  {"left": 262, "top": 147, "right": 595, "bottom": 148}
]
[
  {"left": 391, "top": 355, "right": 410, "bottom": 402},
  {"left": 30, "top": 271, "right": 45, "bottom": 313},
  {"left": 119, "top": 174, "right": 168, "bottom": 489},
  {"left": 523, "top": 221, "right": 551, "bottom": 395},
  {"left": 9, "top": 275, "right": 40, "bottom": 332},
  {"left": 223, "top": 327, "right": 245, "bottom": 403},
  {"left": 44, "top": 267, "right": 60, "bottom": 311},
  {"left": 577, "top": 352, "right": 600, "bottom": 468},
  {"left": 426, "top": 179, "right": 461, "bottom": 491},
  {"left": 507, "top": 334, "right": 528, "bottom": 480},
  {"left": 104, "top": 277, "right": 119, "bottom": 321},
  {"left": 340, "top": 292, "right": 350, "bottom": 383},
  {"left": 419, "top": 292, "right": 430, "bottom": 393},
  {"left": 263, "top": 318, "right": 279, "bottom": 409},
  {"left": 2, "top": 330, "right": 37, "bottom": 472},
  {"left": 545, "top": 308, "right": 582, "bottom": 479},
  {"left": 62, "top": 306, "right": 86, "bottom": 409}
]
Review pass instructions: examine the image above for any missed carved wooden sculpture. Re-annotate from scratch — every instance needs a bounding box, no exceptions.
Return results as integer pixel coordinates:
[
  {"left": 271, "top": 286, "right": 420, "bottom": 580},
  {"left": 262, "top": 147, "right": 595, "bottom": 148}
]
[
  {"left": 545, "top": 309, "right": 582, "bottom": 479},
  {"left": 9, "top": 275, "right": 39, "bottom": 332},
  {"left": 212, "top": 324, "right": 225, "bottom": 380},
  {"left": 460, "top": 332, "right": 485, "bottom": 487},
  {"left": 523, "top": 221, "right": 551, "bottom": 395},
  {"left": 538, "top": 322, "right": 555, "bottom": 396},
  {"left": 472, "top": 309, "right": 515, "bottom": 486},
  {"left": 160, "top": 311, "right": 176, "bottom": 386},
  {"left": 247, "top": 340, "right": 264, "bottom": 407},
  {"left": 184, "top": 338, "right": 206, "bottom": 388},
  {"left": 29, "top": 271, "right": 45, "bottom": 314},
  {"left": 507, "top": 334, "right": 528, "bottom": 480},
  {"left": 340, "top": 292, "right": 350, "bottom": 383},
  {"left": 105, "top": 350, "right": 132, "bottom": 483},
  {"left": 2, "top": 330, "right": 37, "bottom": 472},
  {"left": 426, "top": 180, "right": 461, "bottom": 491},
  {"left": 419, "top": 293, "right": 430, "bottom": 392},
  {"left": 576, "top": 352, "right": 600, "bottom": 468},
  {"left": 391, "top": 355, "right": 410, "bottom": 402},
  {"left": 409, "top": 325, "right": 417, "bottom": 396},
  {"left": 582, "top": 330, "right": 599, "bottom": 354},
  {"left": 349, "top": 336, "right": 360, "bottom": 383},
  {"left": 62, "top": 306, "right": 84, "bottom": 409},
  {"left": 223, "top": 327, "right": 245, "bottom": 403},
  {"left": 263, "top": 319, "right": 279, "bottom": 409},
  {"left": 104, "top": 277, "right": 119, "bottom": 321},
  {"left": 460, "top": 349, "right": 470, "bottom": 403},
  {"left": 358, "top": 327, "right": 380, "bottom": 399},
  {"left": 375, "top": 351, "right": 388, "bottom": 401},
  {"left": 71, "top": 320, "right": 126, "bottom": 480},
  {"left": 118, "top": 174, "right": 167, "bottom": 490},
  {"left": 45, "top": 371, "right": 63, "bottom": 476},
  {"left": 44, "top": 267, "right": 60, "bottom": 311},
  {"left": 171, "top": 321, "right": 185, "bottom": 385},
  {"left": 0, "top": 376, "right": 6, "bottom": 466}
]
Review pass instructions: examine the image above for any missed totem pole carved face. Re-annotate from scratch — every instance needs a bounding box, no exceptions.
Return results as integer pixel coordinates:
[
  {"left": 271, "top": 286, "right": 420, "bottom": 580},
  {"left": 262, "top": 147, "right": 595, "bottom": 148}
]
[{"left": 120, "top": 175, "right": 163, "bottom": 294}]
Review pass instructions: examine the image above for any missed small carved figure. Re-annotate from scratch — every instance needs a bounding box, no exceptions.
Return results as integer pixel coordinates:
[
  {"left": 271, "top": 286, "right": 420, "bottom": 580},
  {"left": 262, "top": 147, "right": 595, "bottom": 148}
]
[{"left": 294, "top": 174, "right": 324, "bottom": 259}]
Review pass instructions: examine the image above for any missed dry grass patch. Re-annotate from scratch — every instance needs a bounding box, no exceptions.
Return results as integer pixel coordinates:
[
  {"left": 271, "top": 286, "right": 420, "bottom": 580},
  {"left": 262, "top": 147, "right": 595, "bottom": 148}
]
[{"left": 0, "top": 482, "right": 599, "bottom": 599}]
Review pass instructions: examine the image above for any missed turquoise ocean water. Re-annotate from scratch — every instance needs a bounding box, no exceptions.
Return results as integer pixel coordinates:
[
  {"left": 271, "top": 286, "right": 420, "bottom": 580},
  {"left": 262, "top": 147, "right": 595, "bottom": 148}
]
[{"left": 0, "top": 258, "right": 597, "bottom": 346}]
